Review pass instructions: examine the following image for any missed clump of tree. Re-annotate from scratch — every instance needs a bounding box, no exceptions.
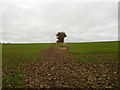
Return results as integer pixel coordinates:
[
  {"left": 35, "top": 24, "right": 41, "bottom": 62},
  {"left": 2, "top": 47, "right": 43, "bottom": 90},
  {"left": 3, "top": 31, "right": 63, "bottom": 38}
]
[{"left": 56, "top": 32, "right": 67, "bottom": 43}]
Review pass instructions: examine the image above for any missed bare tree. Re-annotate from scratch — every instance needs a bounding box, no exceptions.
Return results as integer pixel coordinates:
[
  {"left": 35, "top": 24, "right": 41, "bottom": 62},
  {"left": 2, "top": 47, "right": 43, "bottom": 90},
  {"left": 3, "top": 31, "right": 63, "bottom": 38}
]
[{"left": 56, "top": 32, "right": 67, "bottom": 43}]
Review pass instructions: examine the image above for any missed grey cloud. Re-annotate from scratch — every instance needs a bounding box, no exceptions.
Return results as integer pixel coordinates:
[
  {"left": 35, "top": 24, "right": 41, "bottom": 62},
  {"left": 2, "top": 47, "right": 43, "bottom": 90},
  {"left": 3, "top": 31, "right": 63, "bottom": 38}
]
[{"left": 2, "top": 1, "right": 118, "bottom": 43}]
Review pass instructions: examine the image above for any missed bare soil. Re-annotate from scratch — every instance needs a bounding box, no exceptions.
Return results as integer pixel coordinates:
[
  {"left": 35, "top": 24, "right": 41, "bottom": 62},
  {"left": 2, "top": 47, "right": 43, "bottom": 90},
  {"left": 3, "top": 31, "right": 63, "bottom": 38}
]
[{"left": 25, "top": 46, "right": 120, "bottom": 88}]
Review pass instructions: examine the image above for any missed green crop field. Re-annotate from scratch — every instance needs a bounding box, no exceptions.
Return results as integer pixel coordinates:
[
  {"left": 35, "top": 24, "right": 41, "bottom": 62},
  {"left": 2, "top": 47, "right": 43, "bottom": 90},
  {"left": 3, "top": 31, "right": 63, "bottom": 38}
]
[
  {"left": 2, "top": 43, "right": 54, "bottom": 88},
  {"left": 68, "top": 41, "right": 119, "bottom": 63},
  {"left": 2, "top": 41, "right": 119, "bottom": 88},
  {"left": 68, "top": 41, "right": 118, "bottom": 54}
]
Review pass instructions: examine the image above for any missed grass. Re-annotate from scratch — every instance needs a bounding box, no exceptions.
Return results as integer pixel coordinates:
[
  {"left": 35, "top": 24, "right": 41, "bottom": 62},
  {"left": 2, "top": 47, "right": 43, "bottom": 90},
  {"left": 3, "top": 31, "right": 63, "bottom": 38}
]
[
  {"left": 67, "top": 41, "right": 119, "bottom": 63},
  {"left": 2, "top": 43, "right": 54, "bottom": 69},
  {"left": 2, "top": 43, "right": 54, "bottom": 88},
  {"left": 2, "top": 41, "right": 119, "bottom": 88},
  {"left": 67, "top": 41, "right": 118, "bottom": 54}
]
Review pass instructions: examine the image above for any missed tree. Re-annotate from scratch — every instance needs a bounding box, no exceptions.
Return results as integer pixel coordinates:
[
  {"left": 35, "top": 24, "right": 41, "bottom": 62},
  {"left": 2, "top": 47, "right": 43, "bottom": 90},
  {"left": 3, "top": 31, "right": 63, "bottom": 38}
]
[{"left": 56, "top": 32, "right": 67, "bottom": 43}]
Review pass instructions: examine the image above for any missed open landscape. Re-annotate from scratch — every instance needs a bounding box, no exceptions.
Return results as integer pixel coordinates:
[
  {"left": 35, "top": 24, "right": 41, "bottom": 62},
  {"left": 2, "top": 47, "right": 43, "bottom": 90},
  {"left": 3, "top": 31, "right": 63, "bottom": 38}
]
[
  {"left": 2, "top": 41, "right": 119, "bottom": 88},
  {"left": 1, "top": 1, "right": 118, "bottom": 89}
]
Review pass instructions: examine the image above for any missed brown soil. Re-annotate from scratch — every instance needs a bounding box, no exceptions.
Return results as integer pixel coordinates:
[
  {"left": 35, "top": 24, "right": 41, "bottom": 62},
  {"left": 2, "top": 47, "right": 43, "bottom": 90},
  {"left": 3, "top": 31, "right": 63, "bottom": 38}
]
[{"left": 25, "top": 46, "right": 120, "bottom": 88}]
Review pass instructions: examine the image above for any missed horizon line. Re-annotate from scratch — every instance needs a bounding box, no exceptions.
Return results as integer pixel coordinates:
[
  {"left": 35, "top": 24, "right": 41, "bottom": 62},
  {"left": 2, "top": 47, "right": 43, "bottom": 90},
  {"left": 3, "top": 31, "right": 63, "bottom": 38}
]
[{"left": 1, "top": 40, "right": 119, "bottom": 44}]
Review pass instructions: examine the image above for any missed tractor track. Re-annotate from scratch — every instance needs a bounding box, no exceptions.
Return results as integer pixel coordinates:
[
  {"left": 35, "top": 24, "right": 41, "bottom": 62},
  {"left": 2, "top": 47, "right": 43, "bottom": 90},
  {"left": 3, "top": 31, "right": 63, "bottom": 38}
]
[{"left": 25, "top": 46, "right": 120, "bottom": 88}]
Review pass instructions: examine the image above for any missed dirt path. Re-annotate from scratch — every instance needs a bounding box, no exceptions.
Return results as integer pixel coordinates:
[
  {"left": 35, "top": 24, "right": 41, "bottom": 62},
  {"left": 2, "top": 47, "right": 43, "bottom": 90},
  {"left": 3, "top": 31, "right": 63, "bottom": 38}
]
[{"left": 25, "top": 47, "right": 119, "bottom": 88}]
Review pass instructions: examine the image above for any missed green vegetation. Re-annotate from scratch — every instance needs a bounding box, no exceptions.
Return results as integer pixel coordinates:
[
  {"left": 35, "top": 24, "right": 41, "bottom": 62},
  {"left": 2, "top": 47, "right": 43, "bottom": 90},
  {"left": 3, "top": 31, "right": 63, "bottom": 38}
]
[
  {"left": 68, "top": 41, "right": 119, "bottom": 63},
  {"left": 68, "top": 41, "right": 118, "bottom": 54},
  {"left": 2, "top": 43, "right": 54, "bottom": 69},
  {"left": 2, "top": 43, "right": 54, "bottom": 88},
  {"left": 2, "top": 41, "right": 119, "bottom": 88}
]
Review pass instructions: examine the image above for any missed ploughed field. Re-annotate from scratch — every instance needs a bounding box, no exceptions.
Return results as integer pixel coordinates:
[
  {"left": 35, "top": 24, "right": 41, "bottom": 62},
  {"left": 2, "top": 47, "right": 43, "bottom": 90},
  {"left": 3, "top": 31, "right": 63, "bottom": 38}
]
[{"left": 2, "top": 41, "right": 120, "bottom": 88}]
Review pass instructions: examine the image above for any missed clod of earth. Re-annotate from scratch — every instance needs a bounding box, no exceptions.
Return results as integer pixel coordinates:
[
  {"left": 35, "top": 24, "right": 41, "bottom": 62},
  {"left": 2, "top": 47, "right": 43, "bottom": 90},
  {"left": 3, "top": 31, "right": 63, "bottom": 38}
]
[{"left": 25, "top": 46, "right": 120, "bottom": 88}]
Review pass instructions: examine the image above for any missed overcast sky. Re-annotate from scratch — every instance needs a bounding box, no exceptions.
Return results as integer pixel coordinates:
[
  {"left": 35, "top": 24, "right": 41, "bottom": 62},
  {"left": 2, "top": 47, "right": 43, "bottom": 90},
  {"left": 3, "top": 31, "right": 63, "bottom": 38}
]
[{"left": 1, "top": 0, "right": 118, "bottom": 43}]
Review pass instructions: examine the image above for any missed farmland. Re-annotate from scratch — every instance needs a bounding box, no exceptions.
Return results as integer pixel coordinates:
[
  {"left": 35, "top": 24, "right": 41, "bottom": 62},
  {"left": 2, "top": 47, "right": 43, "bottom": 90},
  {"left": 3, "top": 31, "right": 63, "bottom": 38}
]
[
  {"left": 2, "top": 41, "right": 119, "bottom": 88},
  {"left": 2, "top": 43, "right": 53, "bottom": 88},
  {"left": 68, "top": 41, "right": 118, "bottom": 63}
]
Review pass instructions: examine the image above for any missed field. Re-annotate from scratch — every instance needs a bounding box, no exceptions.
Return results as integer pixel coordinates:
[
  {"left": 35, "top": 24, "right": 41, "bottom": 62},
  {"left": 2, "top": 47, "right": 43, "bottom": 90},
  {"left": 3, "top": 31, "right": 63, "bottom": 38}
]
[
  {"left": 2, "top": 43, "right": 53, "bottom": 87},
  {"left": 2, "top": 41, "right": 119, "bottom": 88},
  {"left": 68, "top": 41, "right": 118, "bottom": 63}
]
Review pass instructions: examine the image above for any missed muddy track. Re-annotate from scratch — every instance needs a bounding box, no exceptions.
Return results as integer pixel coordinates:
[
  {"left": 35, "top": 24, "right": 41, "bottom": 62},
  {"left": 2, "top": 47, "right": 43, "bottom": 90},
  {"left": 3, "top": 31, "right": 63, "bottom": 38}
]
[{"left": 25, "top": 47, "right": 119, "bottom": 88}]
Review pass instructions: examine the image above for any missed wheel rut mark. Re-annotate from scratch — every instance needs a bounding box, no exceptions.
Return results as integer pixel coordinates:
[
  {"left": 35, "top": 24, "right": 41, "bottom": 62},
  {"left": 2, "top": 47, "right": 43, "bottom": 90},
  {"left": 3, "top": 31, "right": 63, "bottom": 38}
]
[{"left": 25, "top": 46, "right": 119, "bottom": 88}]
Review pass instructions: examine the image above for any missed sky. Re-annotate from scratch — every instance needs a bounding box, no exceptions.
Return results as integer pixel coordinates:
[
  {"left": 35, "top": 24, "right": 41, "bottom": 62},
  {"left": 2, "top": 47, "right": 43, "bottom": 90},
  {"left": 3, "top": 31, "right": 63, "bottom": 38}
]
[{"left": 1, "top": 0, "right": 118, "bottom": 43}]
